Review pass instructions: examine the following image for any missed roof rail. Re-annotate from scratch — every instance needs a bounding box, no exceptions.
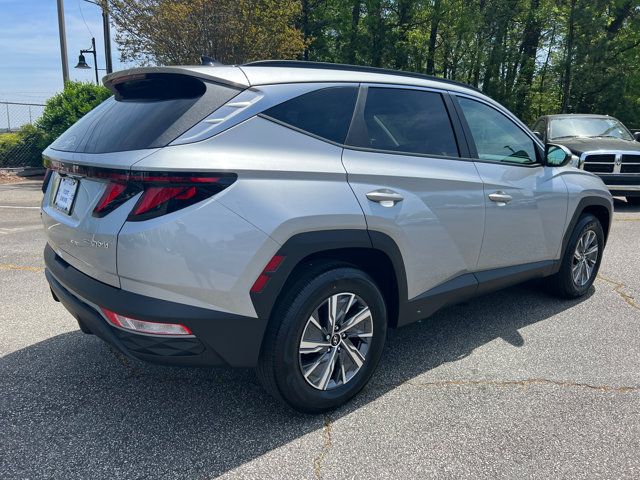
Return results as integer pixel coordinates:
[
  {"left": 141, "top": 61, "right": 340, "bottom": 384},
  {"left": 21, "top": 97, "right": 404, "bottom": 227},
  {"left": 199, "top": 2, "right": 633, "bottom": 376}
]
[{"left": 243, "top": 60, "right": 481, "bottom": 92}]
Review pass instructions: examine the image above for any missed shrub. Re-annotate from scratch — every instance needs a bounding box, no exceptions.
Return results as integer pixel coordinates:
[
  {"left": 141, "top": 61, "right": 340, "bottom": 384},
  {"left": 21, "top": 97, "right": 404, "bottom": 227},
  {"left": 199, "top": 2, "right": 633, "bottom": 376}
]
[
  {"left": 37, "top": 81, "right": 111, "bottom": 144},
  {"left": 0, "top": 125, "right": 49, "bottom": 168}
]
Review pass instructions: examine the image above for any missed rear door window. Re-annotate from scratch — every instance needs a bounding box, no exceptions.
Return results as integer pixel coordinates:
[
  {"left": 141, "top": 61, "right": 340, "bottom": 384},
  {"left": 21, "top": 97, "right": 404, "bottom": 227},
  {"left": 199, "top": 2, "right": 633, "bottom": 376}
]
[
  {"left": 50, "top": 74, "right": 241, "bottom": 153},
  {"left": 262, "top": 86, "right": 358, "bottom": 144},
  {"left": 346, "top": 87, "right": 459, "bottom": 157}
]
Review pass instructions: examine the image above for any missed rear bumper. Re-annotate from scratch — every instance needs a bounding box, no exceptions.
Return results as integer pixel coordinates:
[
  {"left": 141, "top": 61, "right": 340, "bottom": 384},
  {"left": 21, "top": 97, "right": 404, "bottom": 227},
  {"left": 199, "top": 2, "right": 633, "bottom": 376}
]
[{"left": 44, "top": 244, "right": 266, "bottom": 367}]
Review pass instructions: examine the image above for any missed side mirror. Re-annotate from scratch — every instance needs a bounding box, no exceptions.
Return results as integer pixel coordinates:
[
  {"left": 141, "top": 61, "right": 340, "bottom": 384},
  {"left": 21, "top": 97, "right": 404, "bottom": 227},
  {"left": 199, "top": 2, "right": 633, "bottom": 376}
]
[
  {"left": 545, "top": 143, "right": 573, "bottom": 167},
  {"left": 634, "top": 131, "right": 640, "bottom": 142},
  {"left": 533, "top": 131, "right": 544, "bottom": 141}
]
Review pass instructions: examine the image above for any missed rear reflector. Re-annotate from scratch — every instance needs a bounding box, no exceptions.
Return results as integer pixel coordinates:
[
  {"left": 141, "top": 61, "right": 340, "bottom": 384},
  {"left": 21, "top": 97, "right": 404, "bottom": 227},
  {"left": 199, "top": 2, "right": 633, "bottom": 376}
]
[
  {"left": 250, "top": 255, "right": 285, "bottom": 293},
  {"left": 100, "top": 307, "right": 193, "bottom": 336}
]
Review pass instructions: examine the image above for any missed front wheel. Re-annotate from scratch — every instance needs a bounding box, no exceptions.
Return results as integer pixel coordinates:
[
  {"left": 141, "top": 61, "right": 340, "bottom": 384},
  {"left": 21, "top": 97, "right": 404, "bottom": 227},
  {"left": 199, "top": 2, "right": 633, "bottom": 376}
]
[
  {"left": 257, "top": 264, "right": 387, "bottom": 413},
  {"left": 547, "top": 213, "right": 604, "bottom": 298}
]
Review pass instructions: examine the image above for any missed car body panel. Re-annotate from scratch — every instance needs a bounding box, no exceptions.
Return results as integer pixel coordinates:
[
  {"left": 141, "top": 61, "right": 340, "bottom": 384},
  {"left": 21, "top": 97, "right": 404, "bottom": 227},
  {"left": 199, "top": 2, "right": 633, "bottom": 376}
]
[
  {"left": 138, "top": 116, "right": 368, "bottom": 245},
  {"left": 474, "top": 162, "right": 568, "bottom": 269},
  {"left": 41, "top": 147, "right": 159, "bottom": 287},
  {"left": 342, "top": 149, "right": 485, "bottom": 298}
]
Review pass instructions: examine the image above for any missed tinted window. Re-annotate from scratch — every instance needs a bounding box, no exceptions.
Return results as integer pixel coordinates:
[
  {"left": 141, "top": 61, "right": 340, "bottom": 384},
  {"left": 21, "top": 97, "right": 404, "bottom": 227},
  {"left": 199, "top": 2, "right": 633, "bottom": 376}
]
[
  {"left": 458, "top": 97, "right": 537, "bottom": 164},
  {"left": 263, "top": 87, "right": 358, "bottom": 144},
  {"left": 347, "top": 88, "right": 459, "bottom": 157},
  {"left": 51, "top": 75, "right": 240, "bottom": 153}
]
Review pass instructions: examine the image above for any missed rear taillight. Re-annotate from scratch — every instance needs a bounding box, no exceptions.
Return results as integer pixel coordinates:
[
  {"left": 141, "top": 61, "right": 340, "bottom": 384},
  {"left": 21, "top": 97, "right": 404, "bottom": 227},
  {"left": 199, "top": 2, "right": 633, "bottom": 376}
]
[
  {"left": 100, "top": 307, "right": 193, "bottom": 336},
  {"left": 42, "top": 168, "right": 53, "bottom": 193},
  {"left": 126, "top": 173, "right": 232, "bottom": 222},
  {"left": 93, "top": 182, "right": 137, "bottom": 217},
  {"left": 48, "top": 162, "right": 236, "bottom": 220}
]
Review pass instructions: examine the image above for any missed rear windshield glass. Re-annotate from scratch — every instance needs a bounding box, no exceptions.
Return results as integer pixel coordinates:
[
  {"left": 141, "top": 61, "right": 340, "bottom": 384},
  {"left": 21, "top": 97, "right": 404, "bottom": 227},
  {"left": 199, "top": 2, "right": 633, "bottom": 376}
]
[
  {"left": 50, "top": 74, "right": 241, "bottom": 153},
  {"left": 263, "top": 86, "right": 358, "bottom": 144}
]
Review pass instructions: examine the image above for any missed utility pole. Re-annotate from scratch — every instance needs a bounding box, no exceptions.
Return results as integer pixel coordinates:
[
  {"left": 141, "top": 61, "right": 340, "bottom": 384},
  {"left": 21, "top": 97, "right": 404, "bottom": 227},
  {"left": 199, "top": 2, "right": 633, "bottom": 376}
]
[
  {"left": 102, "top": 5, "right": 113, "bottom": 74},
  {"left": 57, "top": 0, "right": 70, "bottom": 83},
  {"left": 84, "top": 0, "right": 113, "bottom": 75}
]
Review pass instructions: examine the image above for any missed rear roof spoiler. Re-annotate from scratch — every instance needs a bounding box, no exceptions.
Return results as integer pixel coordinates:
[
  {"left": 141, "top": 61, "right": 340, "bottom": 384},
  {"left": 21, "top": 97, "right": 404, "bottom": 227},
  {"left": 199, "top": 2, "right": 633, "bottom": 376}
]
[{"left": 102, "top": 66, "right": 250, "bottom": 91}]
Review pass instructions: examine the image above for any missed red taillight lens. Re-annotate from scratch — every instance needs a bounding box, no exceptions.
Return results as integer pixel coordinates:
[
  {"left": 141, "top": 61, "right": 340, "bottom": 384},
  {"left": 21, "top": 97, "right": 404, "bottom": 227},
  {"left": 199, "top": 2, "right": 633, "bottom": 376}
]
[
  {"left": 63, "top": 164, "right": 238, "bottom": 220},
  {"left": 127, "top": 175, "right": 231, "bottom": 221},
  {"left": 132, "top": 186, "right": 194, "bottom": 215},
  {"left": 100, "top": 307, "right": 193, "bottom": 336},
  {"left": 94, "top": 183, "right": 127, "bottom": 213}
]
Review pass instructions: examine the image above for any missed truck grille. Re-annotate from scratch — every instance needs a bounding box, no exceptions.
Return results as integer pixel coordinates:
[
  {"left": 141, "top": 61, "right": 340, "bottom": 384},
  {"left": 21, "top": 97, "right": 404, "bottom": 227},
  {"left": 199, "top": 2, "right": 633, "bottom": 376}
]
[
  {"left": 582, "top": 152, "right": 640, "bottom": 174},
  {"left": 621, "top": 154, "right": 640, "bottom": 174},
  {"left": 582, "top": 154, "right": 615, "bottom": 173}
]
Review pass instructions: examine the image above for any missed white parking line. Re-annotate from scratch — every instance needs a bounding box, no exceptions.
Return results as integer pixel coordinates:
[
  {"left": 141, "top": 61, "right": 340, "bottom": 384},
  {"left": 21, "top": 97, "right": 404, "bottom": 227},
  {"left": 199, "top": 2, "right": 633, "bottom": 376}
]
[
  {"left": 0, "top": 205, "right": 40, "bottom": 209},
  {"left": 0, "top": 225, "right": 42, "bottom": 235}
]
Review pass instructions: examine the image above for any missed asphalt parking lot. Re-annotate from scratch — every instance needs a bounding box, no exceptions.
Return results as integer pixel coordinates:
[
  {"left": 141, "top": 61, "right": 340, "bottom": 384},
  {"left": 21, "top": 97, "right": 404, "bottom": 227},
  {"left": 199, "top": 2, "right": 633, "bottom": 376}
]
[{"left": 1, "top": 180, "right": 639, "bottom": 479}]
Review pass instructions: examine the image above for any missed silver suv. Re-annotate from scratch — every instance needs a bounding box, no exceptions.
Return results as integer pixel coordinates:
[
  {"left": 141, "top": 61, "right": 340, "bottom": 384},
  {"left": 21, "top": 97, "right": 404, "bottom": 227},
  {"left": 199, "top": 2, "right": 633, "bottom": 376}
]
[{"left": 42, "top": 61, "right": 613, "bottom": 412}]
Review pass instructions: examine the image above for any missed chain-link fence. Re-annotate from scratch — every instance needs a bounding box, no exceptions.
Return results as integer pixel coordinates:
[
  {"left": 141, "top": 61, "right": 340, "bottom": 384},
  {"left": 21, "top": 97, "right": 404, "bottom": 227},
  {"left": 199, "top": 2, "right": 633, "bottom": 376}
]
[{"left": 0, "top": 102, "right": 46, "bottom": 169}]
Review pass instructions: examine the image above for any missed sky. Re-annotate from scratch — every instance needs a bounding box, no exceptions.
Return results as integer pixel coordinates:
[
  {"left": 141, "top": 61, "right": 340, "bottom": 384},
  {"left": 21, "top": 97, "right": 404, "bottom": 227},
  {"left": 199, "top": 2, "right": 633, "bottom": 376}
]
[{"left": 0, "top": 0, "right": 131, "bottom": 104}]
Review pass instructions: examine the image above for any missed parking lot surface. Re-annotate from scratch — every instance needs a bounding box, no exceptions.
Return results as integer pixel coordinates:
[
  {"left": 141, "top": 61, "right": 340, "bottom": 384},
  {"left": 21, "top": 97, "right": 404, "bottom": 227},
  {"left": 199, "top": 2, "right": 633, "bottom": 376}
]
[{"left": 1, "top": 180, "right": 639, "bottom": 479}]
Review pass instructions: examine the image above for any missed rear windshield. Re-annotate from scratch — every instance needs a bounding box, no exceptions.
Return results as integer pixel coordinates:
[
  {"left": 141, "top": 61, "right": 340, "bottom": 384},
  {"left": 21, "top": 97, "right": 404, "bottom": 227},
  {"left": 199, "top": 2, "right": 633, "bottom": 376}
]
[{"left": 50, "top": 74, "right": 241, "bottom": 153}]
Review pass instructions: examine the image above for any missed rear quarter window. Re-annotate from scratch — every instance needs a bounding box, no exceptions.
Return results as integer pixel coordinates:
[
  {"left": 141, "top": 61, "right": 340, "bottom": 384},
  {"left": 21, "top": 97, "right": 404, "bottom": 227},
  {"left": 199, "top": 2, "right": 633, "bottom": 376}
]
[
  {"left": 262, "top": 86, "right": 358, "bottom": 144},
  {"left": 50, "top": 74, "right": 241, "bottom": 153}
]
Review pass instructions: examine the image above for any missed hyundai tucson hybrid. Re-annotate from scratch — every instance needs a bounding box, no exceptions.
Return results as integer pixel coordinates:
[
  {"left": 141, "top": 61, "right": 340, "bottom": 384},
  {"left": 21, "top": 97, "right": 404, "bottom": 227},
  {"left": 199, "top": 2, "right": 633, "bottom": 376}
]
[
  {"left": 532, "top": 114, "right": 640, "bottom": 205},
  {"left": 42, "top": 61, "right": 612, "bottom": 412}
]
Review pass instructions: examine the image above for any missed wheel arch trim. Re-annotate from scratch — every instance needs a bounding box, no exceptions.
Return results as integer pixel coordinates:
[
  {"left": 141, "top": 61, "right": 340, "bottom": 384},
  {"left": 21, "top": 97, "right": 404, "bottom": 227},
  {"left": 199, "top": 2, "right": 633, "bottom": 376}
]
[
  {"left": 562, "top": 196, "right": 613, "bottom": 258},
  {"left": 249, "top": 229, "right": 408, "bottom": 325}
]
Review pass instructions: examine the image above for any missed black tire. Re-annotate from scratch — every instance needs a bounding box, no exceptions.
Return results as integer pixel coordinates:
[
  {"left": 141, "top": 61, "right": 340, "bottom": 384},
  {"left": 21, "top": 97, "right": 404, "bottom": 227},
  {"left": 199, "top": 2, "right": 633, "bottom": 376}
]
[
  {"left": 257, "top": 263, "right": 387, "bottom": 413},
  {"left": 547, "top": 213, "right": 604, "bottom": 298},
  {"left": 626, "top": 196, "right": 640, "bottom": 206}
]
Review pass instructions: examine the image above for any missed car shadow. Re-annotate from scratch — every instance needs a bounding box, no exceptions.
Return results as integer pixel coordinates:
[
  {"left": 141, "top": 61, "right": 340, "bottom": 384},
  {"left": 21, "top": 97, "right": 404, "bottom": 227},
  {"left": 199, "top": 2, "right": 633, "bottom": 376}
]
[{"left": 1, "top": 283, "right": 592, "bottom": 478}]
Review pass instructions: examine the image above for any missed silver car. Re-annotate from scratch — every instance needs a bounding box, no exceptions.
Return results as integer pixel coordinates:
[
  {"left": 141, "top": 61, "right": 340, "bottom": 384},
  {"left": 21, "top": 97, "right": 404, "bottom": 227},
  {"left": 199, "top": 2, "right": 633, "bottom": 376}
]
[{"left": 42, "top": 61, "right": 613, "bottom": 412}]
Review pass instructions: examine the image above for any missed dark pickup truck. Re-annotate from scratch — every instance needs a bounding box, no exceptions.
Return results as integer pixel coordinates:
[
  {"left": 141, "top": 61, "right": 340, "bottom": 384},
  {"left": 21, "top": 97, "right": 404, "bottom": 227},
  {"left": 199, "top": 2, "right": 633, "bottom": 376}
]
[{"left": 532, "top": 114, "right": 640, "bottom": 205}]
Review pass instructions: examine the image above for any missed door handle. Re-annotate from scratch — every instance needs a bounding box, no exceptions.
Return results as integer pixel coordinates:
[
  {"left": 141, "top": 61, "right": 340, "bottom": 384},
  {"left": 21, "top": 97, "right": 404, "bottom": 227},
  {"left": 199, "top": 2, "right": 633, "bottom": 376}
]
[
  {"left": 488, "top": 191, "right": 512, "bottom": 205},
  {"left": 366, "top": 189, "right": 404, "bottom": 207}
]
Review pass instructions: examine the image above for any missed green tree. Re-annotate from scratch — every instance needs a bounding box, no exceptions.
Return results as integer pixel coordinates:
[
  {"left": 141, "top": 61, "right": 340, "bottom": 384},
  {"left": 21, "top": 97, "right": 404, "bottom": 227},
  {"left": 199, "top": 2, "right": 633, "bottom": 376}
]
[
  {"left": 37, "top": 81, "right": 111, "bottom": 144},
  {"left": 107, "top": 0, "right": 306, "bottom": 65}
]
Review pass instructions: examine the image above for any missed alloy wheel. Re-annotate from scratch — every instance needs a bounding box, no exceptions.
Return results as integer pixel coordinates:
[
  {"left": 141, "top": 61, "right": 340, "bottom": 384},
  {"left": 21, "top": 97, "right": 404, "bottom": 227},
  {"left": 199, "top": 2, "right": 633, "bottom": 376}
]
[
  {"left": 298, "top": 292, "right": 374, "bottom": 391},
  {"left": 572, "top": 229, "right": 599, "bottom": 287}
]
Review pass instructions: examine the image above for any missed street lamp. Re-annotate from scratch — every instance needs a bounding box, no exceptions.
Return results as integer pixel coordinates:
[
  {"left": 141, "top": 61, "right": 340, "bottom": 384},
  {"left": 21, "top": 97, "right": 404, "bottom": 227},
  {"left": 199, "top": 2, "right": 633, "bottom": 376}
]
[
  {"left": 82, "top": 0, "right": 113, "bottom": 74},
  {"left": 75, "top": 37, "right": 99, "bottom": 85}
]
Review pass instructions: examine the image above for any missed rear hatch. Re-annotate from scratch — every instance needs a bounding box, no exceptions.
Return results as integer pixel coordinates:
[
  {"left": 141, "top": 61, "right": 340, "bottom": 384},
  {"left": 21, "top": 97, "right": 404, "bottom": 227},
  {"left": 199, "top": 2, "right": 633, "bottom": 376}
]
[{"left": 42, "top": 68, "right": 245, "bottom": 287}]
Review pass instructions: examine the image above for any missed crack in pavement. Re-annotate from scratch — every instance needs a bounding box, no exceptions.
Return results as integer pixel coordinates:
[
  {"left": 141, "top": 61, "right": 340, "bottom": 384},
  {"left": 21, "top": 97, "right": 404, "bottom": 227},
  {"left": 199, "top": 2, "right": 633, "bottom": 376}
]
[
  {"left": 313, "top": 414, "right": 333, "bottom": 479},
  {"left": 401, "top": 378, "right": 639, "bottom": 393},
  {"left": 597, "top": 274, "right": 639, "bottom": 311}
]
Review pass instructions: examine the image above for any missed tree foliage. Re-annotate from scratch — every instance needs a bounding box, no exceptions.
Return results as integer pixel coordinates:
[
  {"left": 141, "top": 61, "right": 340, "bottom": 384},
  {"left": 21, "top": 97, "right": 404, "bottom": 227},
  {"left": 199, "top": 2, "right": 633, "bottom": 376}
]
[
  {"left": 108, "top": 0, "right": 640, "bottom": 126},
  {"left": 37, "top": 81, "right": 111, "bottom": 142},
  {"left": 107, "top": 0, "right": 307, "bottom": 65}
]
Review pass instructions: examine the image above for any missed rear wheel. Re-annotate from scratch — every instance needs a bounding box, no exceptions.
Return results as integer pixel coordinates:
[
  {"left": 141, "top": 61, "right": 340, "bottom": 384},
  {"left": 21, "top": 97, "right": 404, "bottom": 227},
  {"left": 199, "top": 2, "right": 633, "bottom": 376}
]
[
  {"left": 547, "top": 214, "right": 604, "bottom": 298},
  {"left": 257, "top": 264, "right": 387, "bottom": 413},
  {"left": 626, "top": 196, "right": 640, "bottom": 206}
]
